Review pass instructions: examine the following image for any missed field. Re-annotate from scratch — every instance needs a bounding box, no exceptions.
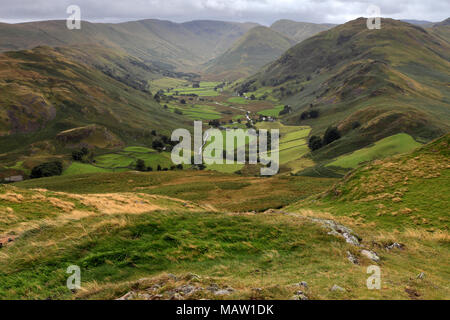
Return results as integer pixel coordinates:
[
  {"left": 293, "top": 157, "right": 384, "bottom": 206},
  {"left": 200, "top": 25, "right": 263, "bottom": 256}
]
[
  {"left": 256, "top": 122, "right": 312, "bottom": 173},
  {"left": 94, "top": 148, "right": 175, "bottom": 171},
  {"left": 14, "top": 170, "right": 336, "bottom": 212},
  {"left": 165, "top": 81, "right": 222, "bottom": 97},
  {"left": 63, "top": 162, "right": 115, "bottom": 176},
  {"left": 148, "top": 77, "right": 189, "bottom": 93},
  {"left": 166, "top": 103, "right": 222, "bottom": 121},
  {"left": 327, "top": 133, "right": 422, "bottom": 168},
  {"left": 227, "top": 97, "right": 250, "bottom": 105},
  {"left": 257, "top": 105, "right": 285, "bottom": 117}
]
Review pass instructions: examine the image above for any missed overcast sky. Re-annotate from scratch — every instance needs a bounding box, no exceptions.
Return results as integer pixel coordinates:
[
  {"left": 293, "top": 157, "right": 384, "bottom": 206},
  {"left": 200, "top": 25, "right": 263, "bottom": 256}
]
[{"left": 0, "top": 0, "right": 448, "bottom": 25}]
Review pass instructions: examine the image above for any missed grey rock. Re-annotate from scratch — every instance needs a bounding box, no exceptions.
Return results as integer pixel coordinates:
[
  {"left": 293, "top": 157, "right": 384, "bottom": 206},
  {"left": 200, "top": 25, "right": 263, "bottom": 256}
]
[
  {"left": 292, "top": 294, "right": 308, "bottom": 300},
  {"left": 207, "top": 284, "right": 220, "bottom": 293},
  {"left": 330, "top": 285, "right": 345, "bottom": 292},
  {"left": 386, "top": 242, "right": 404, "bottom": 250},
  {"left": 187, "top": 273, "right": 201, "bottom": 281},
  {"left": 361, "top": 249, "right": 380, "bottom": 262},
  {"left": 170, "top": 293, "right": 183, "bottom": 300},
  {"left": 167, "top": 273, "right": 178, "bottom": 281},
  {"left": 292, "top": 281, "right": 308, "bottom": 288},
  {"left": 312, "top": 218, "right": 360, "bottom": 246},
  {"left": 417, "top": 272, "right": 425, "bottom": 280},
  {"left": 178, "top": 284, "right": 197, "bottom": 295},
  {"left": 137, "top": 293, "right": 151, "bottom": 300},
  {"left": 116, "top": 291, "right": 135, "bottom": 300},
  {"left": 347, "top": 251, "right": 359, "bottom": 264},
  {"left": 214, "top": 289, "right": 232, "bottom": 296}
]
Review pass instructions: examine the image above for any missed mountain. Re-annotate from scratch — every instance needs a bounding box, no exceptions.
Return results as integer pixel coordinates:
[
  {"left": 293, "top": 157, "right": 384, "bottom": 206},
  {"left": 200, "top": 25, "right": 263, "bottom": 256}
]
[
  {"left": 270, "top": 19, "right": 335, "bottom": 43},
  {"left": 0, "top": 45, "right": 187, "bottom": 170},
  {"left": 401, "top": 19, "right": 434, "bottom": 27},
  {"left": 203, "top": 26, "right": 295, "bottom": 80},
  {"left": 0, "top": 19, "right": 259, "bottom": 72},
  {"left": 237, "top": 18, "right": 450, "bottom": 162},
  {"left": 428, "top": 18, "right": 450, "bottom": 42}
]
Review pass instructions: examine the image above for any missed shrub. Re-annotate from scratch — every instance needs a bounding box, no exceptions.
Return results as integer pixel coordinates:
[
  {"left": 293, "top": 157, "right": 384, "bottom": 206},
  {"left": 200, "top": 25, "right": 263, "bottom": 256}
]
[
  {"left": 135, "top": 159, "right": 146, "bottom": 172},
  {"left": 152, "top": 139, "right": 164, "bottom": 151},
  {"left": 308, "top": 136, "right": 323, "bottom": 151},
  {"left": 352, "top": 121, "right": 361, "bottom": 129},
  {"left": 323, "top": 127, "right": 341, "bottom": 145},
  {"left": 309, "top": 109, "right": 319, "bottom": 118},
  {"left": 30, "top": 161, "right": 63, "bottom": 179}
]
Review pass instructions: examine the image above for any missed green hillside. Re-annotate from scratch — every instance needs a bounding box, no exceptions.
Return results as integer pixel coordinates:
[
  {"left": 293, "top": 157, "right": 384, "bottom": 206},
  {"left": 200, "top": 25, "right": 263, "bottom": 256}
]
[
  {"left": 203, "top": 26, "right": 295, "bottom": 80},
  {"left": 0, "top": 46, "right": 187, "bottom": 175},
  {"left": 270, "top": 19, "right": 334, "bottom": 43},
  {"left": 236, "top": 18, "right": 450, "bottom": 166},
  {"left": 327, "top": 133, "right": 422, "bottom": 168}
]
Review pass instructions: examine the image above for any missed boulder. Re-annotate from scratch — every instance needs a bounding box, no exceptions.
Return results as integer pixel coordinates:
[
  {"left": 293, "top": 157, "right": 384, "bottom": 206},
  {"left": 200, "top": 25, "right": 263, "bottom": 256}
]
[{"left": 361, "top": 249, "right": 380, "bottom": 262}]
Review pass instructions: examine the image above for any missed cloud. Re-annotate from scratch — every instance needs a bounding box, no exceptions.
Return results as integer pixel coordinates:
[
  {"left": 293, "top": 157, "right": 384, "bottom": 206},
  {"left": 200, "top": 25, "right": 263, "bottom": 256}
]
[{"left": 0, "top": 0, "right": 448, "bottom": 24}]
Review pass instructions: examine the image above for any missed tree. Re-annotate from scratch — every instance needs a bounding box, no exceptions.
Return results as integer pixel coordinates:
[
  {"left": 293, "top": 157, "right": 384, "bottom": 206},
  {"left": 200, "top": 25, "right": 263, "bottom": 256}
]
[
  {"left": 323, "top": 127, "right": 341, "bottom": 145},
  {"left": 352, "top": 121, "right": 361, "bottom": 129},
  {"left": 180, "top": 99, "right": 186, "bottom": 104},
  {"left": 279, "top": 105, "right": 292, "bottom": 116},
  {"left": 157, "top": 165, "right": 162, "bottom": 171},
  {"left": 71, "top": 150, "right": 84, "bottom": 161},
  {"left": 308, "top": 136, "right": 323, "bottom": 151},
  {"left": 30, "top": 161, "right": 63, "bottom": 179},
  {"left": 147, "top": 166, "right": 153, "bottom": 172},
  {"left": 208, "top": 119, "right": 220, "bottom": 128},
  {"left": 135, "top": 159, "right": 146, "bottom": 172},
  {"left": 309, "top": 109, "right": 319, "bottom": 118},
  {"left": 152, "top": 139, "right": 164, "bottom": 151}
]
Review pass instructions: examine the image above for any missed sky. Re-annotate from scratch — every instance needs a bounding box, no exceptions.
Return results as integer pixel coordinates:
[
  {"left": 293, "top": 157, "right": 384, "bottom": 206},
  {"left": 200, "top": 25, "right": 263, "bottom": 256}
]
[{"left": 0, "top": 0, "right": 448, "bottom": 25}]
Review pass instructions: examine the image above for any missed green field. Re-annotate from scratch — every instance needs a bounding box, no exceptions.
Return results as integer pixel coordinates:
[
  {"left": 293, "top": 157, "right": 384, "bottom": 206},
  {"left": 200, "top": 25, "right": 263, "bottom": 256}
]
[
  {"left": 227, "top": 97, "right": 250, "bottom": 104},
  {"left": 257, "top": 105, "right": 284, "bottom": 117},
  {"left": 167, "top": 103, "right": 222, "bottom": 121},
  {"left": 166, "top": 81, "right": 222, "bottom": 97},
  {"left": 63, "top": 162, "right": 115, "bottom": 176},
  {"left": 149, "top": 77, "right": 189, "bottom": 92},
  {"left": 257, "top": 122, "right": 312, "bottom": 171},
  {"left": 327, "top": 133, "right": 422, "bottom": 168}
]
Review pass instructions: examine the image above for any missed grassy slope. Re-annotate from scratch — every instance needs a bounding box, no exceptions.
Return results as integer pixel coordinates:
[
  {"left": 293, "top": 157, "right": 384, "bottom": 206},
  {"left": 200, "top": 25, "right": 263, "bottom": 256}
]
[
  {"left": 306, "top": 134, "right": 450, "bottom": 230},
  {"left": 0, "top": 46, "right": 188, "bottom": 174},
  {"left": 203, "top": 26, "right": 295, "bottom": 80},
  {"left": 270, "top": 19, "right": 334, "bottom": 43},
  {"left": 238, "top": 18, "right": 450, "bottom": 167},
  {"left": 327, "top": 133, "right": 422, "bottom": 168},
  {"left": 3, "top": 136, "right": 448, "bottom": 300},
  {"left": 285, "top": 134, "right": 450, "bottom": 299}
]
